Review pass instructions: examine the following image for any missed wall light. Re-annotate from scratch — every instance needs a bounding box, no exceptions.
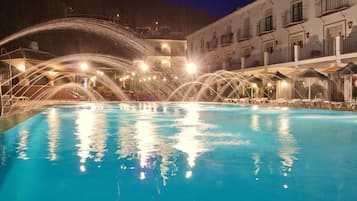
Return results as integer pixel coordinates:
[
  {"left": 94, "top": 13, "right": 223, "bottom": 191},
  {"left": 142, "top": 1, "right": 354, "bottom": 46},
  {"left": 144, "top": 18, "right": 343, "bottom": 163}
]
[{"left": 281, "top": 80, "right": 288, "bottom": 88}]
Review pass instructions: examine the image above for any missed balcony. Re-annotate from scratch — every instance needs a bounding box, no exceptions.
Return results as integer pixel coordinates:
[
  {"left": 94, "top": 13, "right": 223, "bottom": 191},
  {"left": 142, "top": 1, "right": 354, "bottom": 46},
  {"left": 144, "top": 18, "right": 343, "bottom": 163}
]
[
  {"left": 220, "top": 33, "right": 234, "bottom": 47},
  {"left": 257, "top": 16, "right": 274, "bottom": 36},
  {"left": 282, "top": 3, "right": 305, "bottom": 28},
  {"left": 318, "top": 0, "right": 351, "bottom": 17}
]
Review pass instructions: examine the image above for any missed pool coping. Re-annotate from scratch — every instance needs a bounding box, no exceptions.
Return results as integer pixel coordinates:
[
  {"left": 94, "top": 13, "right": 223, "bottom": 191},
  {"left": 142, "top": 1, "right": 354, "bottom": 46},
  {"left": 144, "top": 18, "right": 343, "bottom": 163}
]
[{"left": 0, "top": 108, "right": 45, "bottom": 133}]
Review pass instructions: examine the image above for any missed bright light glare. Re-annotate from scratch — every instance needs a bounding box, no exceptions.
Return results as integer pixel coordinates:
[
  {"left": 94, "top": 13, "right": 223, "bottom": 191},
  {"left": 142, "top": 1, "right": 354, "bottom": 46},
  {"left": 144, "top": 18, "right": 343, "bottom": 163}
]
[
  {"left": 96, "top": 70, "right": 104, "bottom": 75},
  {"left": 161, "top": 43, "right": 169, "bottom": 49},
  {"left": 140, "top": 62, "right": 148, "bottom": 72},
  {"left": 185, "top": 171, "right": 192, "bottom": 178},
  {"left": 17, "top": 64, "right": 26, "bottom": 72},
  {"left": 186, "top": 62, "right": 197, "bottom": 74},
  {"left": 267, "top": 82, "right": 272, "bottom": 87},
  {"left": 281, "top": 80, "right": 288, "bottom": 88},
  {"left": 48, "top": 71, "right": 57, "bottom": 76},
  {"left": 140, "top": 172, "right": 146, "bottom": 180},
  {"left": 80, "top": 62, "right": 89, "bottom": 71}
]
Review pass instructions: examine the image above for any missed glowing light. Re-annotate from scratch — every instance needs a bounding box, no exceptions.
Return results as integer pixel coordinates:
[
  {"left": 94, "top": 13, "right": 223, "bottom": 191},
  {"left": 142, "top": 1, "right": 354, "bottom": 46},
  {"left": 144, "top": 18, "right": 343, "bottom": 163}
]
[
  {"left": 148, "top": 77, "right": 151, "bottom": 81},
  {"left": 96, "top": 70, "right": 104, "bottom": 75},
  {"left": 185, "top": 171, "right": 192, "bottom": 178},
  {"left": 90, "top": 76, "right": 96, "bottom": 82},
  {"left": 80, "top": 165, "right": 86, "bottom": 172},
  {"left": 174, "top": 76, "right": 178, "bottom": 80},
  {"left": 153, "top": 76, "right": 157, "bottom": 80},
  {"left": 283, "top": 184, "right": 288, "bottom": 189},
  {"left": 163, "top": 77, "right": 167, "bottom": 82},
  {"left": 281, "top": 80, "right": 288, "bottom": 88},
  {"left": 140, "top": 62, "right": 148, "bottom": 72},
  {"left": 186, "top": 62, "right": 197, "bottom": 74},
  {"left": 161, "top": 60, "right": 170, "bottom": 65},
  {"left": 132, "top": 72, "right": 136, "bottom": 76},
  {"left": 140, "top": 172, "right": 146, "bottom": 180},
  {"left": 161, "top": 43, "right": 169, "bottom": 49},
  {"left": 267, "top": 82, "right": 272, "bottom": 87},
  {"left": 48, "top": 71, "right": 57, "bottom": 76},
  {"left": 17, "top": 64, "right": 26, "bottom": 72},
  {"left": 80, "top": 62, "right": 89, "bottom": 71}
]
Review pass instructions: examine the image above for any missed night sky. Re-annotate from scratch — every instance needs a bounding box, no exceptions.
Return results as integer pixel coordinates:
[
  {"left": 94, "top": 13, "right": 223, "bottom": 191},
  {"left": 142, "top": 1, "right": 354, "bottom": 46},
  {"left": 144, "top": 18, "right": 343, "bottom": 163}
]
[{"left": 163, "top": 0, "right": 254, "bottom": 17}]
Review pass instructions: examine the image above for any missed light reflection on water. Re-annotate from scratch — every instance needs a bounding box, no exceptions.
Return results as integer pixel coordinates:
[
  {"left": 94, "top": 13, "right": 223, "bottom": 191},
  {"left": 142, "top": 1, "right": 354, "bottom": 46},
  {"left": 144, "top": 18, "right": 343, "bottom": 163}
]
[
  {"left": 5, "top": 103, "right": 357, "bottom": 201},
  {"left": 16, "top": 129, "right": 29, "bottom": 160},
  {"left": 47, "top": 108, "right": 59, "bottom": 161},
  {"left": 75, "top": 104, "right": 108, "bottom": 172}
]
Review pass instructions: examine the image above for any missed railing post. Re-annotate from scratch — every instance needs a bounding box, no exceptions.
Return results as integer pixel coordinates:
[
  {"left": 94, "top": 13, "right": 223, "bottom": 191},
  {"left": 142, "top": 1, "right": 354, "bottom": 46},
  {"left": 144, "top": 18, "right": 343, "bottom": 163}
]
[
  {"left": 294, "top": 45, "right": 299, "bottom": 68},
  {"left": 336, "top": 36, "right": 341, "bottom": 65},
  {"left": 241, "top": 57, "right": 245, "bottom": 69},
  {"left": 264, "top": 51, "right": 269, "bottom": 71}
]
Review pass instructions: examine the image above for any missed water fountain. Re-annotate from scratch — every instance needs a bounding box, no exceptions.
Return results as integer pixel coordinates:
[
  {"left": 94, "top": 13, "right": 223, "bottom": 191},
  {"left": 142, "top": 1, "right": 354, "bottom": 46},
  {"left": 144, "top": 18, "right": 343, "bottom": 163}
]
[{"left": 0, "top": 17, "right": 295, "bottom": 117}]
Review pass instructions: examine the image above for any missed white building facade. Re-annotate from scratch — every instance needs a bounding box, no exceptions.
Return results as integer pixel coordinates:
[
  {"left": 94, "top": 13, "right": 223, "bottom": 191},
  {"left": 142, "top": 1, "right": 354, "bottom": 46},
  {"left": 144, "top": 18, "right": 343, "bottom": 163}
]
[
  {"left": 187, "top": 0, "right": 357, "bottom": 72},
  {"left": 187, "top": 0, "right": 357, "bottom": 101}
]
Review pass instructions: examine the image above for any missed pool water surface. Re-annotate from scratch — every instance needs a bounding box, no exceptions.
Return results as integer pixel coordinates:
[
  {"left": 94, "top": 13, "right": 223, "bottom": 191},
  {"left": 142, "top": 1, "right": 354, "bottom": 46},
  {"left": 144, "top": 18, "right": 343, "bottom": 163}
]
[{"left": 0, "top": 103, "right": 356, "bottom": 201}]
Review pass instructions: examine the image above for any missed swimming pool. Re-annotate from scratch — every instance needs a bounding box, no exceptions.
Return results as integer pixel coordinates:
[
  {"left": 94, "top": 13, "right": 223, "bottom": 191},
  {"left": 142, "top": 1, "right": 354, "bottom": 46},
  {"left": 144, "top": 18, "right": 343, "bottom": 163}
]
[{"left": 0, "top": 103, "right": 356, "bottom": 201}]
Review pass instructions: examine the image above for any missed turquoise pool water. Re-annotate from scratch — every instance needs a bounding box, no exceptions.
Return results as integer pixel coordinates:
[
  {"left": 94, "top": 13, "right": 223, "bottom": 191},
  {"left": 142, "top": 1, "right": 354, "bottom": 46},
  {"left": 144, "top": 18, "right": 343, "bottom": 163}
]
[{"left": 0, "top": 103, "right": 357, "bottom": 201}]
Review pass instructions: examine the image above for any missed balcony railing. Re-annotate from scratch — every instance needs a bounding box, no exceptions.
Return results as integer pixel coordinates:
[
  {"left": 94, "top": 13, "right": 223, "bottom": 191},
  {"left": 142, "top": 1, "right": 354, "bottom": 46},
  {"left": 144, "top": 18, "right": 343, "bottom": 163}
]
[
  {"left": 221, "top": 33, "right": 234, "bottom": 47},
  {"left": 318, "top": 0, "right": 351, "bottom": 17},
  {"left": 343, "top": 32, "right": 357, "bottom": 54}
]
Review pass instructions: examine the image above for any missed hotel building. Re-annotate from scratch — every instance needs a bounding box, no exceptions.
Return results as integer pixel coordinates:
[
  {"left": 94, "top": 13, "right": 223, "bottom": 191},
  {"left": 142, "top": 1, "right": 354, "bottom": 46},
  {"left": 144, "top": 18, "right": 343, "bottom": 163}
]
[{"left": 187, "top": 0, "right": 357, "bottom": 101}]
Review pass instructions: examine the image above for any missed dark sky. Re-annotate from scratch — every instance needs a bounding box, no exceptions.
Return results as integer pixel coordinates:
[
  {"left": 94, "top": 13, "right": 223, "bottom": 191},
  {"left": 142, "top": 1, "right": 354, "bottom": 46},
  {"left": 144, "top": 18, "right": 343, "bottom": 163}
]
[{"left": 163, "top": 0, "right": 254, "bottom": 17}]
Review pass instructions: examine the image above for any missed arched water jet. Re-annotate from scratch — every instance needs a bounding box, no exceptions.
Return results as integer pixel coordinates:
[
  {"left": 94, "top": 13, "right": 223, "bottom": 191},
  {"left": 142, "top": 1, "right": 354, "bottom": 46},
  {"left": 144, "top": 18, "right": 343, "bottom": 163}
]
[
  {"left": 5, "top": 74, "right": 107, "bottom": 116},
  {"left": 0, "top": 53, "right": 134, "bottom": 105},
  {"left": 167, "top": 81, "right": 224, "bottom": 102},
  {"left": 193, "top": 71, "right": 251, "bottom": 102},
  {"left": 22, "top": 83, "right": 102, "bottom": 114},
  {"left": 0, "top": 18, "right": 153, "bottom": 55}
]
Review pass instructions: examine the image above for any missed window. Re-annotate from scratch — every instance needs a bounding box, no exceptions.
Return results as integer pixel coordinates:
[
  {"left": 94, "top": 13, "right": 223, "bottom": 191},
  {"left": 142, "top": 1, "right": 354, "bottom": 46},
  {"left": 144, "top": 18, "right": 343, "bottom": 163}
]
[
  {"left": 265, "top": 16, "right": 273, "bottom": 32},
  {"left": 292, "top": 1, "right": 303, "bottom": 22}
]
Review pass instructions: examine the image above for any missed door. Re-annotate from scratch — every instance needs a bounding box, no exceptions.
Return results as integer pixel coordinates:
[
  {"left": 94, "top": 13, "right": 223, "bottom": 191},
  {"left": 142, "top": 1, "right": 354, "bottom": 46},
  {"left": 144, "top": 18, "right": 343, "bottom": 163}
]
[{"left": 325, "top": 24, "right": 344, "bottom": 56}]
